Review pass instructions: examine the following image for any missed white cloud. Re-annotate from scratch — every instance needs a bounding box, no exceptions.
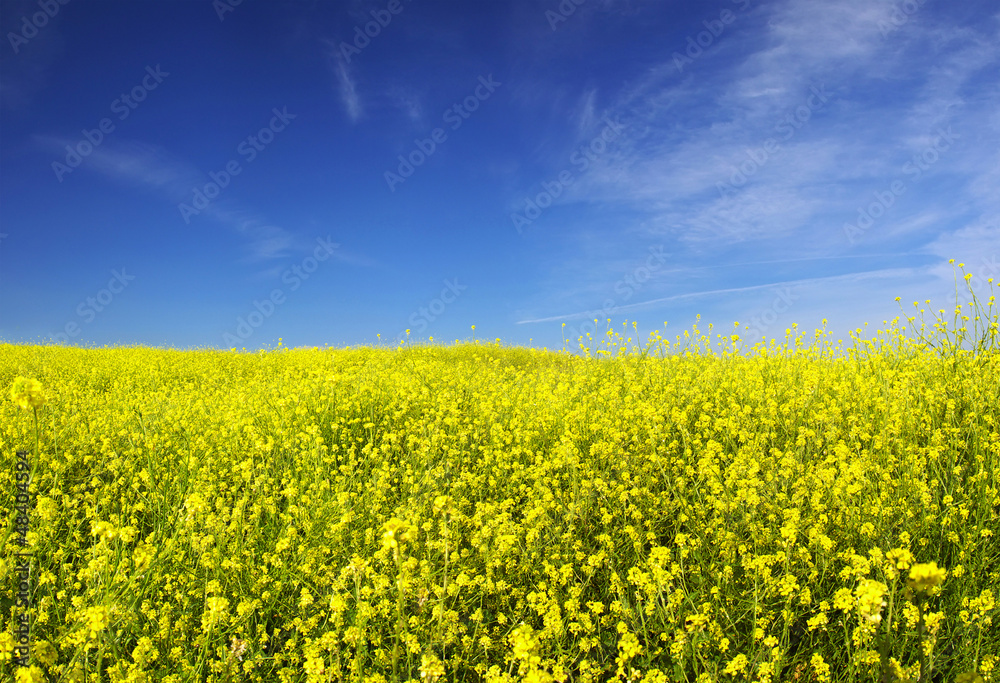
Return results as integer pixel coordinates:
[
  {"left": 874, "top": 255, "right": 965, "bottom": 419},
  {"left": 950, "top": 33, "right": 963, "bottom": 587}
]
[
  {"left": 326, "top": 42, "right": 363, "bottom": 122},
  {"left": 517, "top": 0, "right": 1000, "bottom": 332},
  {"left": 574, "top": 88, "right": 598, "bottom": 134},
  {"left": 33, "top": 136, "right": 299, "bottom": 263},
  {"left": 519, "top": 267, "right": 912, "bottom": 324}
]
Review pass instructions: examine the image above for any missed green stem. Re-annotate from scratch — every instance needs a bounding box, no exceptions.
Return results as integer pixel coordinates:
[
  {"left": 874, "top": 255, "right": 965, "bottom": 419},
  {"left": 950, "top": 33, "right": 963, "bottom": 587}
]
[
  {"left": 32, "top": 407, "right": 40, "bottom": 476},
  {"left": 441, "top": 516, "right": 449, "bottom": 678},
  {"left": 878, "top": 629, "right": 892, "bottom": 683},
  {"left": 25, "top": 406, "right": 40, "bottom": 669},
  {"left": 916, "top": 599, "right": 928, "bottom": 683},
  {"left": 393, "top": 548, "right": 404, "bottom": 682},
  {"left": 879, "top": 581, "right": 896, "bottom": 683},
  {"left": 354, "top": 574, "right": 364, "bottom": 683}
]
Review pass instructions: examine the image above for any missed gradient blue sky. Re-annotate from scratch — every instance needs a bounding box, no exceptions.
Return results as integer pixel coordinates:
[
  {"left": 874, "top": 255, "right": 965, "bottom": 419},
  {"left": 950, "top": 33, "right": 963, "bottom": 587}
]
[{"left": 1, "top": 0, "right": 997, "bottom": 350}]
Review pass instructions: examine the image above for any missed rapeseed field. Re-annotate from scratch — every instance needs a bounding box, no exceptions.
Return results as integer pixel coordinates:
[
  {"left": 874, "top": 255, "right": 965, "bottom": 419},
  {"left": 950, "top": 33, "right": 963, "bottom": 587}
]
[{"left": 2, "top": 273, "right": 998, "bottom": 682}]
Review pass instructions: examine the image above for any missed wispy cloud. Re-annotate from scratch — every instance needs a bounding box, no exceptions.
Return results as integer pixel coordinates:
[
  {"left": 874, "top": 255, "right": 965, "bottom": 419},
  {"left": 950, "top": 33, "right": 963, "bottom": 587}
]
[
  {"left": 518, "top": 0, "right": 1000, "bottom": 326},
  {"left": 574, "top": 88, "right": 598, "bottom": 133},
  {"left": 326, "top": 42, "right": 363, "bottom": 122},
  {"left": 33, "top": 136, "right": 299, "bottom": 262},
  {"left": 0, "top": 0, "right": 67, "bottom": 111},
  {"left": 518, "top": 266, "right": 912, "bottom": 324}
]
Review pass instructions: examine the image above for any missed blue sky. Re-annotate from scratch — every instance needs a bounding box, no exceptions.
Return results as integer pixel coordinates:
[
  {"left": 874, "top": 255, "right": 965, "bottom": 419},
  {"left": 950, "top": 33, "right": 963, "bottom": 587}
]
[{"left": 0, "top": 0, "right": 997, "bottom": 351}]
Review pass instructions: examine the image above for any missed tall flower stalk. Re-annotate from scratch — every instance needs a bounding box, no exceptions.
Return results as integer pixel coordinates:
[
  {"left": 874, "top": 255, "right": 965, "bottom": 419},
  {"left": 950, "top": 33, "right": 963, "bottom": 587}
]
[{"left": 9, "top": 377, "right": 46, "bottom": 478}]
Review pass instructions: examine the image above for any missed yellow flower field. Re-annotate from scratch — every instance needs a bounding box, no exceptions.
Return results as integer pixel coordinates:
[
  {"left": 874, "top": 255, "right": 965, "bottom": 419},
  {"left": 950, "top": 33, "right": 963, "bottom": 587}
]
[{"left": 2, "top": 276, "right": 998, "bottom": 682}]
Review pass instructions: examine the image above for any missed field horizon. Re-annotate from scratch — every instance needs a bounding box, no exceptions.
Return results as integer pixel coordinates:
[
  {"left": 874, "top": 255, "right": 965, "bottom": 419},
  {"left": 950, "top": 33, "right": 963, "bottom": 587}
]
[{"left": 2, "top": 280, "right": 999, "bottom": 682}]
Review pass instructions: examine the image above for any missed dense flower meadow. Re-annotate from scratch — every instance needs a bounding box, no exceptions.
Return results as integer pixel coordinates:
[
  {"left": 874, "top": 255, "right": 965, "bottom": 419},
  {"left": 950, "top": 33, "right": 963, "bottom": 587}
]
[{"left": 1, "top": 275, "right": 998, "bottom": 682}]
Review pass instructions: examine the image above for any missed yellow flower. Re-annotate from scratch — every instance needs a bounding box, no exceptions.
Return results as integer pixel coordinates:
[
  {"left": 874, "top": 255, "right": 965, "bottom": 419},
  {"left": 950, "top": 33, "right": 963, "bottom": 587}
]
[
  {"left": 723, "top": 654, "right": 749, "bottom": 676},
  {"left": 85, "top": 605, "right": 110, "bottom": 638},
  {"left": 420, "top": 652, "right": 446, "bottom": 680},
  {"left": 908, "top": 562, "right": 947, "bottom": 594},
  {"left": 9, "top": 376, "right": 46, "bottom": 410},
  {"left": 203, "top": 596, "right": 230, "bottom": 627},
  {"left": 91, "top": 520, "right": 119, "bottom": 541},
  {"left": 510, "top": 624, "right": 540, "bottom": 664},
  {"left": 832, "top": 587, "right": 854, "bottom": 612},
  {"left": 15, "top": 666, "right": 45, "bottom": 683},
  {"left": 617, "top": 631, "right": 642, "bottom": 660},
  {"left": 304, "top": 655, "right": 325, "bottom": 676},
  {"left": 433, "top": 495, "right": 454, "bottom": 515},
  {"left": 855, "top": 579, "right": 888, "bottom": 624},
  {"left": 886, "top": 547, "right": 914, "bottom": 573},
  {"left": 381, "top": 517, "right": 414, "bottom": 552},
  {"left": 955, "top": 674, "right": 984, "bottom": 683},
  {"left": 62, "top": 665, "right": 85, "bottom": 683},
  {"left": 811, "top": 653, "right": 832, "bottom": 683},
  {"left": 0, "top": 632, "right": 14, "bottom": 656},
  {"left": 131, "top": 636, "right": 157, "bottom": 667},
  {"left": 35, "top": 639, "right": 58, "bottom": 667},
  {"left": 807, "top": 612, "right": 828, "bottom": 631}
]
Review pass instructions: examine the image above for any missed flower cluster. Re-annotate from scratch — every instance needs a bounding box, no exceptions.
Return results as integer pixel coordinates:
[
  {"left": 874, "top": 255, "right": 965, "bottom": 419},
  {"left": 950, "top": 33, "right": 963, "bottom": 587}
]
[
  {"left": 9, "top": 376, "right": 45, "bottom": 410},
  {"left": 0, "top": 272, "right": 997, "bottom": 681}
]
